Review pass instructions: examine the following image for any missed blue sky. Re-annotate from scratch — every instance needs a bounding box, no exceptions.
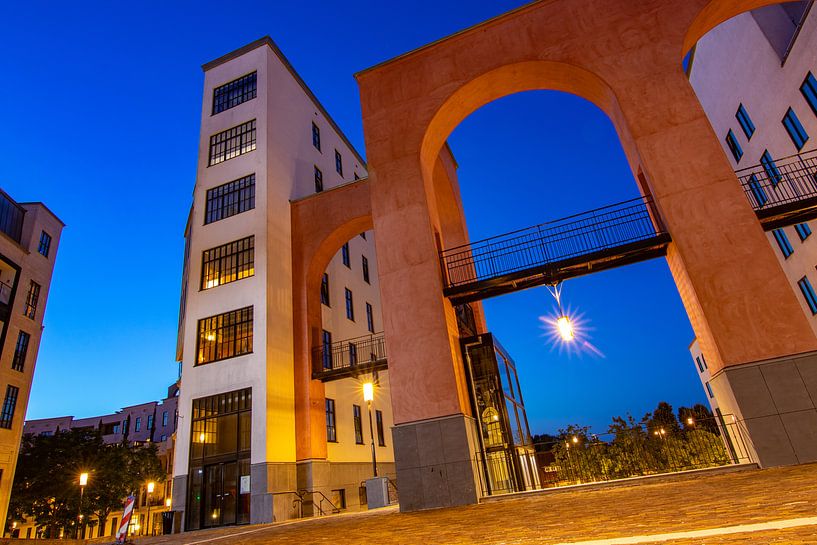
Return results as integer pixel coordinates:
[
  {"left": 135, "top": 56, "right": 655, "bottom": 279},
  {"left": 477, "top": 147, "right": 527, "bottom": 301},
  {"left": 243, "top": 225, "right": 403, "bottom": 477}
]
[{"left": 2, "top": 0, "right": 706, "bottom": 434}]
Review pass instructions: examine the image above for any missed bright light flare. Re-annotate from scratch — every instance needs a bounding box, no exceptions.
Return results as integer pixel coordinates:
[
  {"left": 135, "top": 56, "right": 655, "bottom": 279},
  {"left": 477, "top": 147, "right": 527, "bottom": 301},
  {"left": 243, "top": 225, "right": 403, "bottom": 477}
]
[
  {"left": 79, "top": 472, "right": 89, "bottom": 487},
  {"left": 363, "top": 382, "right": 374, "bottom": 402},
  {"left": 556, "top": 315, "right": 575, "bottom": 341}
]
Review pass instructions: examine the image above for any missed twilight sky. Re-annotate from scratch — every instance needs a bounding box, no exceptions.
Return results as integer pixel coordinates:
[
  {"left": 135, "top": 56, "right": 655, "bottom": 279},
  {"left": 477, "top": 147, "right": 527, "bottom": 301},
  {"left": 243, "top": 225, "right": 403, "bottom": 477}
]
[{"left": 1, "top": 0, "right": 707, "bottom": 434}]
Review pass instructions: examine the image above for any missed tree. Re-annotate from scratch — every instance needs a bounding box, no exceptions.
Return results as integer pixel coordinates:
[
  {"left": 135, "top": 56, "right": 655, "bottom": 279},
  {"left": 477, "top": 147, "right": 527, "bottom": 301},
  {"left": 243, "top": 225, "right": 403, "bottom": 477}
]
[
  {"left": 678, "top": 404, "right": 719, "bottom": 434},
  {"left": 646, "top": 402, "right": 680, "bottom": 435}
]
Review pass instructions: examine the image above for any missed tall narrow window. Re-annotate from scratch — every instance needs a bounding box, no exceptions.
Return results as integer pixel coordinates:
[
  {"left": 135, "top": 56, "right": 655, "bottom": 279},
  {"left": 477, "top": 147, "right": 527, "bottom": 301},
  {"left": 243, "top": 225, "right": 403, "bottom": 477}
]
[
  {"left": 322, "top": 330, "right": 333, "bottom": 370},
  {"left": 320, "top": 273, "right": 330, "bottom": 306},
  {"left": 12, "top": 332, "right": 30, "bottom": 372},
  {"left": 362, "top": 255, "right": 370, "bottom": 284},
  {"left": 796, "top": 223, "right": 812, "bottom": 241},
  {"left": 725, "top": 129, "right": 743, "bottom": 162},
  {"left": 376, "top": 410, "right": 385, "bottom": 446},
  {"left": 353, "top": 405, "right": 363, "bottom": 444},
  {"left": 799, "top": 276, "right": 817, "bottom": 314},
  {"left": 349, "top": 342, "right": 357, "bottom": 365},
  {"left": 314, "top": 166, "right": 323, "bottom": 193},
  {"left": 802, "top": 72, "right": 817, "bottom": 117},
  {"left": 201, "top": 236, "right": 254, "bottom": 290},
  {"left": 205, "top": 174, "right": 255, "bottom": 224},
  {"left": 335, "top": 150, "right": 343, "bottom": 175},
  {"left": 196, "top": 306, "right": 254, "bottom": 365},
  {"left": 24, "top": 281, "right": 40, "bottom": 320},
  {"left": 326, "top": 398, "right": 336, "bottom": 442},
  {"left": 162, "top": 411, "right": 169, "bottom": 427},
  {"left": 695, "top": 356, "right": 704, "bottom": 373},
  {"left": 312, "top": 122, "right": 321, "bottom": 151},
  {"left": 341, "top": 243, "right": 350, "bottom": 267},
  {"left": 212, "top": 72, "right": 257, "bottom": 115},
  {"left": 345, "top": 288, "right": 354, "bottom": 321},
  {"left": 147, "top": 415, "right": 154, "bottom": 430},
  {"left": 783, "top": 108, "right": 809, "bottom": 150},
  {"left": 135, "top": 417, "right": 142, "bottom": 432},
  {"left": 748, "top": 174, "right": 768, "bottom": 207},
  {"left": 773, "top": 229, "right": 794, "bottom": 258},
  {"left": 700, "top": 354, "right": 708, "bottom": 369},
  {"left": 760, "top": 151, "right": 782, "bottom": 186},
  {"left": 735, "top": 104, "right": 755, "bottom": 139},
  {"left": 0, "top": 386, "right": 19, "bottom": 429},
  {"left": 705, "top": 382, "right": 714, "bottom": 399},
  {"left": 38, "top": 231, "right": 52, "bottom": 257},
  {"left": 209, "top": 120, "right": 257, "bottom": 166},
  {"left": 366, "top": 303, "right": 374, "bottom": 333}
]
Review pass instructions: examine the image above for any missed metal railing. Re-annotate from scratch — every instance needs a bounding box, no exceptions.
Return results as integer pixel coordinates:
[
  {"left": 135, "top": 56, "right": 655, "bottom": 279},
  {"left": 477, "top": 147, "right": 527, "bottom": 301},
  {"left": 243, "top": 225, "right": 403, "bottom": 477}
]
[
  {"left": 313, "top": 332, "right": 387, "bottom": 373},
  {"left": 440, "top": 196, "right": 667, "bottom": 290},
  {"left": 737, "top": 149, "right": 817, "bottom": 211}
]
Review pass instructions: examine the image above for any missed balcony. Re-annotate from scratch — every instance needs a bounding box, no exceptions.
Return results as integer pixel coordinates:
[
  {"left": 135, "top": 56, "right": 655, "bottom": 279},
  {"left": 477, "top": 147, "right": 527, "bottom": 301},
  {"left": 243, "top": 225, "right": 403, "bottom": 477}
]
[
  {"left": 0, "top": 190, "right": 25, "bottom": 244},
  {"left": 312, "top": 333, "right": 387, "bottom": 382}
]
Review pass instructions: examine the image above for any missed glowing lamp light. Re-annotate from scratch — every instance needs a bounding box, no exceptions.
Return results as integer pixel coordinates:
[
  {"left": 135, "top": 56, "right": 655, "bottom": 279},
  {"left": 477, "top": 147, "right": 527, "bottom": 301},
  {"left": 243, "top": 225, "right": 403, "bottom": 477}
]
[
  {"left": 79, "top": 473, "right": 89, "bottom": 487},
  {"left": 166, "top": 498, "right": 172, "bottom": 508},
  {"left": 199, "top": 432, "right": 206, "bottom": 442},
  {"left": 556, "top": 316, "right": 575, "bottom": 341},
  {"left": 363, "top": 382, "right": 374, "bottom": 403},
  {"left": 687, "top": 417, "right": 695, "bottom": 426},
  {"left": 147, "top": 481, "right": 155, "bottom": 494},
  {"left": 572, "top": 436, "right": 579, "bottom": 444}
]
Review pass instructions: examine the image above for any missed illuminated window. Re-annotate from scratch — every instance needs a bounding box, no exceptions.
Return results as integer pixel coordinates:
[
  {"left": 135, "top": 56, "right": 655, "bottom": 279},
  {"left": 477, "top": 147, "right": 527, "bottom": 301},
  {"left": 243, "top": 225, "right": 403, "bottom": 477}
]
[
  {"left": 482, "top": 407, "right": 503, "bottom": 447},
  {"left": 209, "top": 120, "right": 257, "bottom": 166},
  {"left": 196, "top": 307, "right": 253, "bottom": 365},
  {"left": 201, "top": 236, "right": 254, "bottom": 290},
  {"left": 12, "top": 331, "right": 29, "bottom": 372},
  {"left": 38, "top": 231, "right": 52, "bottom": 257},
  {"left": 212, "top": 72, "right": 257, "bottom": 115},
  {"left": 783, "top": 108, "right": 809, "bottom": 150},
  {"left": 205, "top": 174, "right": 255, "bottom": 224},
  {"left": 353, "top": 405, "right": 363, "bottom": 444},
  {"left": 0, "top": 386, "right": 19, "bottom": 429},
  {"left": 725, "top": 129, "right": 743, "bottom": 162},
  {"left": 23, "top": 281, "right": 40, "bottom": 320},
  {"left": 326, "top": 398, "right": 336, "bottom": 442}
]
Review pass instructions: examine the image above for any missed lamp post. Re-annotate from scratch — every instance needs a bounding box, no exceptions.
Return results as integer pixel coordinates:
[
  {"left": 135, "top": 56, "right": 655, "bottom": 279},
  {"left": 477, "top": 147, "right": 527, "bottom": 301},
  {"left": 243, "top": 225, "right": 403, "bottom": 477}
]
[
  {"left": 146, "top": 481, "right": 155, "bottom": 536},
  {"left": 363, "top": 382, "right": 377, "bottom": 477},
  {"left": 77, "top": 472, "right": 88, "bottom": 539}
]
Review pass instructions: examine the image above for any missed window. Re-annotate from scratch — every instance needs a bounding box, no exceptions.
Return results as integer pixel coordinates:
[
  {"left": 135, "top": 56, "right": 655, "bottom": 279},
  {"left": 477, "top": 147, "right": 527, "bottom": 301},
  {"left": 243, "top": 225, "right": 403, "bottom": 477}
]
[
  {"left": 701, "top": 354, "right": 708, "bottom": 369},
  {"left": 349, "top": 342, "right": 357, "bottom": 365},
  {"left": 208, "top": 120, "right": 257, "bottom": 166},
  {"left": 196, "top": 306, "right": 254, "bottom": 365},
  {"left": 161, "top": 434, "right": 167, "bottom": 441},
  {"left": 0, "top": 386, "right": 18, "bottom": 429},
  {"left": 725, "top": 129, "right": 743, "bottom": 162},
  {"left": 113, "top": 424, "right": 120, "bottom": 434},
  {"left": 376, "top": 410, "right": 385, "bottom": 446},
  {"left": 321, "top": 273, "right": 330, "bottom": 306},
  {"left": 331, "top": 489, "right": 346, "bottom": 509},
  {"left": 360, "top": 232, "right": 366, "bottom": 240},
  {"left": 12, "top": 331, "right": 30, "bottom": 372},
  {"left": 335, "top": 150, "right": 343, "bottom": 175},
  {"left": 314, "top": 166, "right": 323, "bottom": 193},
  {"left": 354, "top": 172, "right": 360, "bottom": 180},
  {"left": 695, "top": 356, "right": 704, "bottom": 373},
  {"left": 341, "top": 243, "right": 350, "bottom": 267},
  {"left": 705, "top": 382, "right": 714, "bottom": 399},
  {"left": 38, "top": 231, "right": 52, "bottom": 257},
  {"left": 362, "top": 256, "right": 370, "bottom": 284},
  {"left": 802, "top": 72, "right": 817, "bottom": 117},
  {"left": 326, "top": 399, "right": 337, "bottom": 442},
  {"left": 345, "top": 288, "right": 354, "bottom": 321},
  {"left": 760, "top": 151, "right": 782, "bottom": 186},
  {"left": 24, "top": 281, "right": 40, "bottom": 320},
  {"left": 366, "top": 303, "right": 374, "bottom": 333},
  {"left": 736, "top": 104, "right": 755, "bottom": 139},
  {"left": 189, "top": 389, "right": 252, "bottom": 473},
  {"left": 212, "top": 72, "right": 257, "bottom": 115},
  {"left": 773, "top": 229, "right": 794, "bottom": 258},
  {"left": 748, "top": 174, "right": 768, "bottom": 207},
  {"left": 783, "top": 108, "right": 809, "bottom": 150},
  {"left": 312, "top": 122, "right": 321, "bottom": 151},
  {"left": 201, "top": 236, "right": 255, "bottom": 289},
  {"left": 162, "top": 411, "right": 169, "bottom": 427},
  {"left": 353, "top": 405, "right": 363, "bottom": 444},
  {"left": 798, "top": 276, "right": 817, "bottom": 314},
  {"left": 796, "top": 223, "right": 812, "bottom": 241},
  {"left": 135, "top": 417, "right": 142, "bottom": 432},
  {"left": 322, "top": 330, "right": 333, "bottom": 370},
  {"left": 205, "top": 174, "right": 255, "bottom": 224},
  {"left": 147, "top": 415, "right": 154, "bottom": 430}
]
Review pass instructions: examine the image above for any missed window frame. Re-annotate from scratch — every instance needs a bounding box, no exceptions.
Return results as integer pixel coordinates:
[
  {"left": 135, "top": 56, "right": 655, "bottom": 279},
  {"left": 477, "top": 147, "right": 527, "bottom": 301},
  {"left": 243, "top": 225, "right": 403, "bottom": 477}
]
[
  {"left": 801, "top": 72, "right": 817, "bottom": 117},
  {"left": 782, "top": 107, "right": 809, "bottom": 151},
  {"left": 38, "top": 231, "right": 52, "bottom": 258},
  {"left": 312, "top": 122, "right": 321, "bottom": 151},
  {"left": 200, "top": 236, "right": 255, "bottom": 290},
  {"left": 11, "top": 331, "right": 30, "bottom": 372},
  {"left": 0, "top": 385, "right": 19, "bottom": 429},
  {"left": 212, "top": 72, "right": 257, "bottom": 115},
  {"left": 335, "top": 150, "right": 343, "bottom": 176},
  {"left": 773, "top": 228, "right": 794, "bottom": 258},
  {"left": 760, "top": 151, "right": 783, "bottom": 186},
  {"left": 321, "top": 273, "right": 330, "bottom": 306},
  {"left": 204, "top": 174, "right": 256, "bottom": 225},
  {"left": 341, "top": 243, "right": 350, "bottom": 268},
  {"left": 326, "top": 398, "right": 337, "bottom": 442},
  {"left": 196, "top": 306, "right": 254, "bottom": 366},
  {"left": 366, "top": 303, "right": 374, "bottom": 333},
  {"left": 799, "top": 276, "right": 817, "bottom": 314},
  {"left": 353, "top": 405, "right": 363, "bottom": 444},
  {"left": 748, "top": 174, "right": 768, "bottom": 207},
  {"left": 362, "top": 255, "right": 370, "bottom": 284},
  {"left": 795, "top": 223, "right": 812, "bottom": 241},
  {"left": 735, "top": 104, "right": 756, "bottom": 139},
  {"left": 208, "top": 119, "right": 257, "bottom": 166},
  {"left": 314, "top": 166, "right": 324, "bottom": 193},
  {"left": 345, "top": 288, "right": 354, "bottom": 321},
  {"left": 322, "top": 330, "right": 333, "bottom": 370},
  {"left": 24, "top": 281, "right": 40, "bottom": 320},
  {"left": 725, "top": 129, "right": 743, "bottom": 162},
  {"left": 376, "top": 410, "right": 385, "bottom": 447}
]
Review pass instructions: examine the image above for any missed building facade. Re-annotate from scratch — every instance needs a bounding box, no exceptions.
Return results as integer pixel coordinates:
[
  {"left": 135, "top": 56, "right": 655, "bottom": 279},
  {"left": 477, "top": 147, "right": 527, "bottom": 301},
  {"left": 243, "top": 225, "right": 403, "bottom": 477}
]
[
  {"left": 0, "top": 190, "right": 63, "bottom": 528},
  {"left": 172, "top": 38, "right": 394, "bottom": 529}
]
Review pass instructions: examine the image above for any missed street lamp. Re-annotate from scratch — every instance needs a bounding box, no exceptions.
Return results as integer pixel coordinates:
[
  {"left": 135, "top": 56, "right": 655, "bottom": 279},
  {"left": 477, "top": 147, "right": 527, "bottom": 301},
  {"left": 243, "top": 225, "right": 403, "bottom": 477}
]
[
  {"left": 77, "top": 472, "right": 89, "bottom": 539},
  {"left": 363, "top": 382, "right": 377, "bottom": 477},
  {"left": 146, "top": 481, "right": 155, "bottom": 536}
]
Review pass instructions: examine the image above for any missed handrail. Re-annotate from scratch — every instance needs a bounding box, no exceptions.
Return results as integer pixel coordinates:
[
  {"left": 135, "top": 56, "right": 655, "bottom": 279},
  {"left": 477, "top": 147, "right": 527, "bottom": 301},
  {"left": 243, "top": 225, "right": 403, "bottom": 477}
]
[
  {"left": 271, "top": 491, "right": 305, "bottom": 519},
  {"left": 299, "top": 489, "right": 341, "bottom": 515}
]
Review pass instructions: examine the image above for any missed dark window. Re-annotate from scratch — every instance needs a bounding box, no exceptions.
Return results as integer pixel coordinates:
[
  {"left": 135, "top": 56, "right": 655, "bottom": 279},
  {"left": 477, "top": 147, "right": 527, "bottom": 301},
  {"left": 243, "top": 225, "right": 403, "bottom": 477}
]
[
  {"left": 322, "top": 330, "right": 332, "bottom": 370},
  {"left": 349, "top": 342, "right": 357, "bottom": 365},
  {"left": 321, "top": 273, "right": 330, "bottom": 306},
  {"left": 353, "top": 405, "right": 363, "bottom": 444},
  {"left": 201, "top": 236, "right": 255, "bottom": 289},
  {"left": 360, "top": 232, "right": 366, "bottom": 240},
  {"left": 354, "top": 172, "right": 360, "bottom": 180},
  {"left": 0, "top": 386, "right": 19, "bottom": 429},
  {"left": 736, "top": 104, "right": 755, "bottom": 139},
  {"left": 326, "top": 398, "right": 337, "bottom": 442},
  {"left": 314, "top": 166, "right": 323, "bottom": 193},
  {"left": 147, "top": 415, "right": 154, "bottom": 430},
  {"left": 802, "top": 72, "right": 817, "bottom": 117},
  {"left": 773, "top": 228, "right": 794, "bottom": 258},
  {"left": 366, "top": 303, "right": 374, "bottom": 333},
  {"left": 38, "top": 231, "right": 52, "bottom": 257},
  {"left": 113, "top": 424, "right": 120, "bottom": 434},
  {"left": 11, "top": 331, "right": 30, "bottom": 372},
  {"left": 0, "top": 192, "right": 25, "bottom": 243},
  {"left": 725, "top": 129, "right": 743, "bottom": 162},
  {"left": 196, "top": 306, "right": 253, "bottom": 365},
  {"left": 783, "top": 108, "right": 809, "bottom": 150},
  {"left": 701, "top": 354, "right": 708, "bottom": 369},
  {"left": 24, "top": 281, "right": 40, "bottom": 320},
  {"left": 212, "top": 72, "right": 257, "bottom": 115},
  {"left": 761, "top": 151, "right": 783, "bottom": 186},
  {"left": 312, "top": 122, "right": 321, "bottom": 151},
  {"left": 209, "top": 120, "right": 257, "bottom": 166},
  {"left": 161, "top": 434, "right": 167, "bottom": 441},
  {"left": 335, "top": 150, "right": 343, "bottom": 176},
  {"left": 205, "top": 174, "right": 255, "bottom": 224},
  {"left": 362, "top": 256, "right": 370, "bottom": 284},
  {"left": 796, "top": 223, "right": 812, "bottom": 241},
  {"left": 331, "top": 489, "right": 346, "bottom": 509},
  {"left": 341, "top": 243, "right": 350, "bottom": 267},
  {"left": 695, "top": 356, "right": 704, "bottom": 373},
  {"left": 799, "top": 276, "right": 817, "bottom": 314},
  {"left": 162, "top": 411, "right": 169, "bottom": 427},
  {"left": 705, "top": 382, "right": 714, "bottom": 399},
  {"left": 135, "top": 417, "right": 142, "bottom": 432},
  {"left": 376, "top": 410, "right": 385, "bottom": 446},
  {"left": 345, "top": 288, "right": 354, "bottom": 321},
  {"left": 748, "top": 174, "right": 768, "bottom": 207}
]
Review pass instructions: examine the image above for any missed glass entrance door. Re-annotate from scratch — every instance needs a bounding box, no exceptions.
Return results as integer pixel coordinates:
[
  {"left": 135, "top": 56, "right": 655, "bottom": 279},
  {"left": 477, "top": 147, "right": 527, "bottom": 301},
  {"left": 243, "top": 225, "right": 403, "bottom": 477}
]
[{"left": 202, "top": 462, "right": 238, "bottom": 528}]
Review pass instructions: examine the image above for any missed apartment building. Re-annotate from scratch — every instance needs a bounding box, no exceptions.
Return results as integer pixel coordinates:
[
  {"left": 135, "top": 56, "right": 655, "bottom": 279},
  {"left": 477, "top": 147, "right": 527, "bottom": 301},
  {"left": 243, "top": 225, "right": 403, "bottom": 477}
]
[
  {"left": 172, "top": 37, "right": 394, "bottom": 529},
  {"left": 0, "top": 190, "right": 63, "bottom": 528}
]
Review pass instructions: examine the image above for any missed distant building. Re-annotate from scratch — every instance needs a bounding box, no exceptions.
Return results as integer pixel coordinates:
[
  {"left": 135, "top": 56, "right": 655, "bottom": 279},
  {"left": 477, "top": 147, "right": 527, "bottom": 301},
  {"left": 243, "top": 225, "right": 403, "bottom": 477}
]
[{"left": 0, "top": 190, "right": 63, "bottom": 529}]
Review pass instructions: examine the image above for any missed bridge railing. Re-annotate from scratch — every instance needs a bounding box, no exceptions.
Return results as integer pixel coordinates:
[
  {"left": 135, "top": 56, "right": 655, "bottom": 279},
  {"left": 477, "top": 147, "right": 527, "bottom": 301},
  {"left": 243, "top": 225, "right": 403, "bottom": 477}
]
[
  {"left": 737, "top": 149, "right": 817, "bottom": 211},
  {"left": 313, "top": 332, "right": 386, "bottom": 374}
]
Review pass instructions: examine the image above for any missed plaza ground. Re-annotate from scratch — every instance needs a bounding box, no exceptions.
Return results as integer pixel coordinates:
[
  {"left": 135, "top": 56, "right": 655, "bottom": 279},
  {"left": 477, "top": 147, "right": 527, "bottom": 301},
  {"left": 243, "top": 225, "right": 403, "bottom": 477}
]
[{"left": 140, "top": 464, "right": 817, "bottom": 544}]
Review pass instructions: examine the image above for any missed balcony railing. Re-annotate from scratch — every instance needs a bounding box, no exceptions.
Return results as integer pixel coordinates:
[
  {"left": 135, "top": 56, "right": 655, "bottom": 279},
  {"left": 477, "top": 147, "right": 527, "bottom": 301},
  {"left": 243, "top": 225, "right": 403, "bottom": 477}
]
[
  {"left": 312, "top": 332, "right": 387, "bottom": 381},
  {"left": 0, "top": 190, "right": 25, "bottom": 244}
]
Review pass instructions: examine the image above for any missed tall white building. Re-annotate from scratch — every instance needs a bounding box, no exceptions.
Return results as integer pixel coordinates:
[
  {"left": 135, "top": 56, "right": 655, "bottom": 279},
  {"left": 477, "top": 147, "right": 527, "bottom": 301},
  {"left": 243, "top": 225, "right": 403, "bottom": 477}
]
[{"left": 172, "top": 37, "right": 394, "bottom": 529}]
